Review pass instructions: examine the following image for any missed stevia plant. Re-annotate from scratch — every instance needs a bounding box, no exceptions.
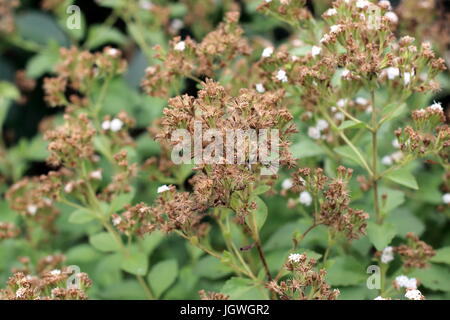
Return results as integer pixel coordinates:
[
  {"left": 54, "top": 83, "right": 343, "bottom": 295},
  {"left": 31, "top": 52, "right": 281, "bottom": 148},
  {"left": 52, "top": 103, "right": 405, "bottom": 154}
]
[{"left": 0, "top": 0, "right": 449, "bottom": 300}]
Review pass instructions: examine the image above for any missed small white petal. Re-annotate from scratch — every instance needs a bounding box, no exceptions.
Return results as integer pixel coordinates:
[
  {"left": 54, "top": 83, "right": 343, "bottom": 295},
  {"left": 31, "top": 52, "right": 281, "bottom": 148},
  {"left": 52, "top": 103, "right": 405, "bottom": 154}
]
[
  {"left": 262, "top": 47, "right": 274, "bottom": 58},
  {"left": 443, "top": 193, "right": 450, "bottom": 204},
  {"left": 174, "top": 41, "right": 186, "bottom": 51},
  {"left": 110, "top": 118, "right": 123, "bottom": 132},
  {"left": 157, "top": 185, "right": 171, "bottom": 194},
  {"left": 311, "top": 45, "right": 322, "bottom": 57},
  {"left": 299, "top": 191, "right": 312, "bottom": 206},
  {"left": 255, "top": 83, "right": 265, "bottom": 93}
]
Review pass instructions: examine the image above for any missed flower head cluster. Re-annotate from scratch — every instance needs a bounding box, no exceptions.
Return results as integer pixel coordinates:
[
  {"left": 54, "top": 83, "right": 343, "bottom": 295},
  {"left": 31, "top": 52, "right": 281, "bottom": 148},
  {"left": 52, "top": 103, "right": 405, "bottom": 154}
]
[
  {"left": 395, "top": 232, "right": 435, "bottom": 269},
  {"left": 45, "top": 113, "right": 96, "bottom": 167},
  {"left": 0, "top": 222, "right": 19, "bottom": 240},
  {"left": 5, "top": 171, "right": 66, "bottom": 232},
  {"left": 267, "top": 252, "right": 340, "bottom": 300},
  {"left": 291, "top": 166, "right": 368, "bottom": 240},
  {"left": 0, "top": 268, "right": 92, "bottom": 300},
  {"left": 198, "top": 290, "right": 229, "bottom": 300},
  {"left": 394, "top": 275, "right": 418, "bottom": 290},
  {"left": 0, "top": 0, "right": 19, "bottom": 34},
  {"left": 44, "top": 46, "right": 127, "bottom": 107},
  {"left": 395, "top": 103, "right": 449, "bottom": 162},
  {"left": 142, "top": 12, "right": 250, "bottom": 97}
]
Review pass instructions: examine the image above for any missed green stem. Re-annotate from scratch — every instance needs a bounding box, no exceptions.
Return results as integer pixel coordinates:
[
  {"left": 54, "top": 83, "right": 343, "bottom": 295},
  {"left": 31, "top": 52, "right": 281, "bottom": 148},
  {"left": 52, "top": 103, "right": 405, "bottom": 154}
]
[{"left": 370, "top": 90, "right": 382, "bottom": 224}]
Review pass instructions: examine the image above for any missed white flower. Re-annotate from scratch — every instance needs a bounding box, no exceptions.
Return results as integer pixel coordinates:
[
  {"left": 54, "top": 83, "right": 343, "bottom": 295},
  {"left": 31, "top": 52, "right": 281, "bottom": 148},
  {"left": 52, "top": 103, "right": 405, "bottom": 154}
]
[
  {"left": 112, "top": 216, "right": 122, "bottom": 226},
  {"left": 50, "top": 269, "right": 61, "bottom": 276},
  {"left": 330, "top": 24, "right": 343, "bottom": 34},
  {"left": 139, "top": 0, "right": 153, "bottom": 10},
  {"left": 255, "top": 83, "right": 265, "bottom": 93},
  {"left": 276, "top": 69, "right": 288, "bottom": 83},
  {"left": 282, "top": 178, "right": 293, "bottom": 190},
  {"left": 337, "top": 98, "right": 347, "bottom": 108},
  {"left": 378, "top": 1, "right": 391, "bottom": 9},
  {"left": 308, "top": 126, "right": 321, "bottom": 140},
  {"left": 405, "top": 278, "right": 417, "bottom": 290},
  {"left": 355, "top": 97, "right": 368, "bottom": 105},
  {"left": 90, "top": 170, "right": 102, "bottom": 180},
  {"left": 386, "top": 67, "right": 400, "bottom": 80},
  {"left": 288, "top": 253, "right": 304, "bottom": 263},
  {"left": 324, "top": 8, "right": 337, "bottom": 17},
  {"left": 27, "top": 205, "right": 38, "bottom": 215},
  {"left": 101, "top": 120, "right": 111, "bottom": 130},
  {"left": 157, "top": 185, "right": 171, "bottom": 194},
  {"left": 381, "top": 155, "right": 393, "bottom": 166},
  {"left": 374, "top": 296, "right": 387, "bottom": 300},
  {"left": 105, "top": 47, "right": 120, "bottom": 57},
  {"left": 316, "top": 119, "right": 329, "bottom": 131},
  {"left": 174, "top": 41, "right": 186, "bottom": 51},
  {"left": 320, "top": 34, "right": 331, "bottom": 44},
  {"left": 430, "top": 101, "right": 443, "bottom": 112},
  {"left": 311, "top": 45, "right": 322, "bottom": 57},
  {"left": 381, "top": 246, "right": 394, "bottom": 264},
  {"left": 443, "top": 193, "right": 450, "bottom": 204},
  {"left": 16, "top": 288, "right": 27, "bottom": 298},
  {"left": 262, "top": 47, "right": 274, "bottom": 58},
  {"left": 334, "top": 112, "right": 345, "bottom": 121},
  {"left": 64, "top": 183, "right": 74, "bottom": 193},
  {"left": 110, "top": 118, "right": 123, "bottom": 132},
  {"left": 299, "top": 191, "right": 312, "bottom": 206},
  {"left": 356, "top": 0, "right": 370, "bottom": 9},
  {"left": 391, "top": 151, "right": 403, "bottom": 162},
  {"left": 395, "top": 275, "right": 409, "bottom": 288},
  {"left": 264, "top": 0, "right": 272, "bottom": 3},
  {"left": 392, "top": 138, "right": 400, "bottom": 149},
  {"left": 403, "top": 72, "right": 412, "bottom": 85},
  {"left": 170, "top": 19, "right": 184, "bottom": 31},
  {"left": 341, "top": 69, "right": 351, "bottom": 78},
  {"left": 405, "top": 289, "right": 423, "bottom": 300},
  {"left": 384, "top": 12, "right": 398, "bottom": 24}
]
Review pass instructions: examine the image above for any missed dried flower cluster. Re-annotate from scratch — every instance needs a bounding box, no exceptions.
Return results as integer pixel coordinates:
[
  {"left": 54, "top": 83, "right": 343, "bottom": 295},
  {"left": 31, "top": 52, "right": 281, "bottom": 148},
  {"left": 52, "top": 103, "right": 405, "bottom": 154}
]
[
  {"left": 0, "top": 255, "right": 92, "bottom": 300},
  {"left": 396, "top": 232, "right": 435, "bottom": 269},
  {"left": 267, "top": 252, "right": 340, "bottom": 300}
]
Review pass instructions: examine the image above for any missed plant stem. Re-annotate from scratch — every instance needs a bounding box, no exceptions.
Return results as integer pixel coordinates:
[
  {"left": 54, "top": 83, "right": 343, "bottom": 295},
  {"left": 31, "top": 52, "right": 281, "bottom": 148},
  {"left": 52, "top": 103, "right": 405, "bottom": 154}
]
[
  {"left": 370, "top": 90, "right": 382, "bottom": 224},
  {"left": 255, "top": 241, "right": 272, "bottom": 281}
]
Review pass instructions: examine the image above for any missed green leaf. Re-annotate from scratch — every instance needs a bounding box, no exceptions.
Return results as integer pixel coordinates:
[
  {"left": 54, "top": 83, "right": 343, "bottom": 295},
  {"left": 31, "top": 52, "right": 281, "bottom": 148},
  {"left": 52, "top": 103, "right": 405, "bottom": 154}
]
[
  {"left": 89, "top": 232, "right": 121, "bottom": 252},
  {"left": 384, "top": 168, "right": 419, "bottom": 190},
  {"left": 245, "top": 196, "right": 268, "bottom": 233},
  {"left": 253, "top": 185, "right": 271, "bottom": 195},
  {"left": 68, "top": 208, "right": 95, "bottom": 224},
  {"left": 194, "top": 255, "right": 232, "bottom": 280},
  {"left": 386, "top": 208, "right": 424, "bottom": 238},
  {"left": 16, "top": 11, "right": 69, "bottom": 46},
  {"left": 338, "top": 120, "right": 364, "bottom": 130},
  {"left": 334, "top": 145, "right": 366, "bottom": 168},
  {"left": 379, "top": 187, "right": 405, "bottom": 213},
  {"left": 120, "top": 249, "right": 148, "bottom": 276},
  {"left": 0, "top": 82, "right": 19, "bottom": 126},
  {"left": 85, "top": 25, "right": 127, "bottom": 49},
  {"left": 110, "top": 189, "right": 135, "bottom": 213},
  {"left": 431, "top": 247, "right": 450, "bottom": 265},
  {"left": 66, "top": 244, "right": 99, "bottom": 264},
  {"left": 221, "top": 277, "right": 268, "bottom": 300},
  {"left": 94, "top": 253, "right": 123, "bottom": 287},
  {"left": 26, "top": 42, "right": 60, "bottom": 78},
  {"left": 147, "top": 259, "right": 178, "bottom": 298},
  {"left": 366, "top": 222, "right": 397, "bottom": 251},
  {"left": 410, "top": 264, "right": 450, "bottom": 292},
  {"left": 381, "top": 102, "right": 406, "bottom": 122},
  {"left": 290, "top": 138, "right": 325, "bottom": 158},
  {"left": 141, "top": 231, "right": 164, "bottom": 255},
  {"left": 326, "top": 256, "right": 367, "bottom": 286}
]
